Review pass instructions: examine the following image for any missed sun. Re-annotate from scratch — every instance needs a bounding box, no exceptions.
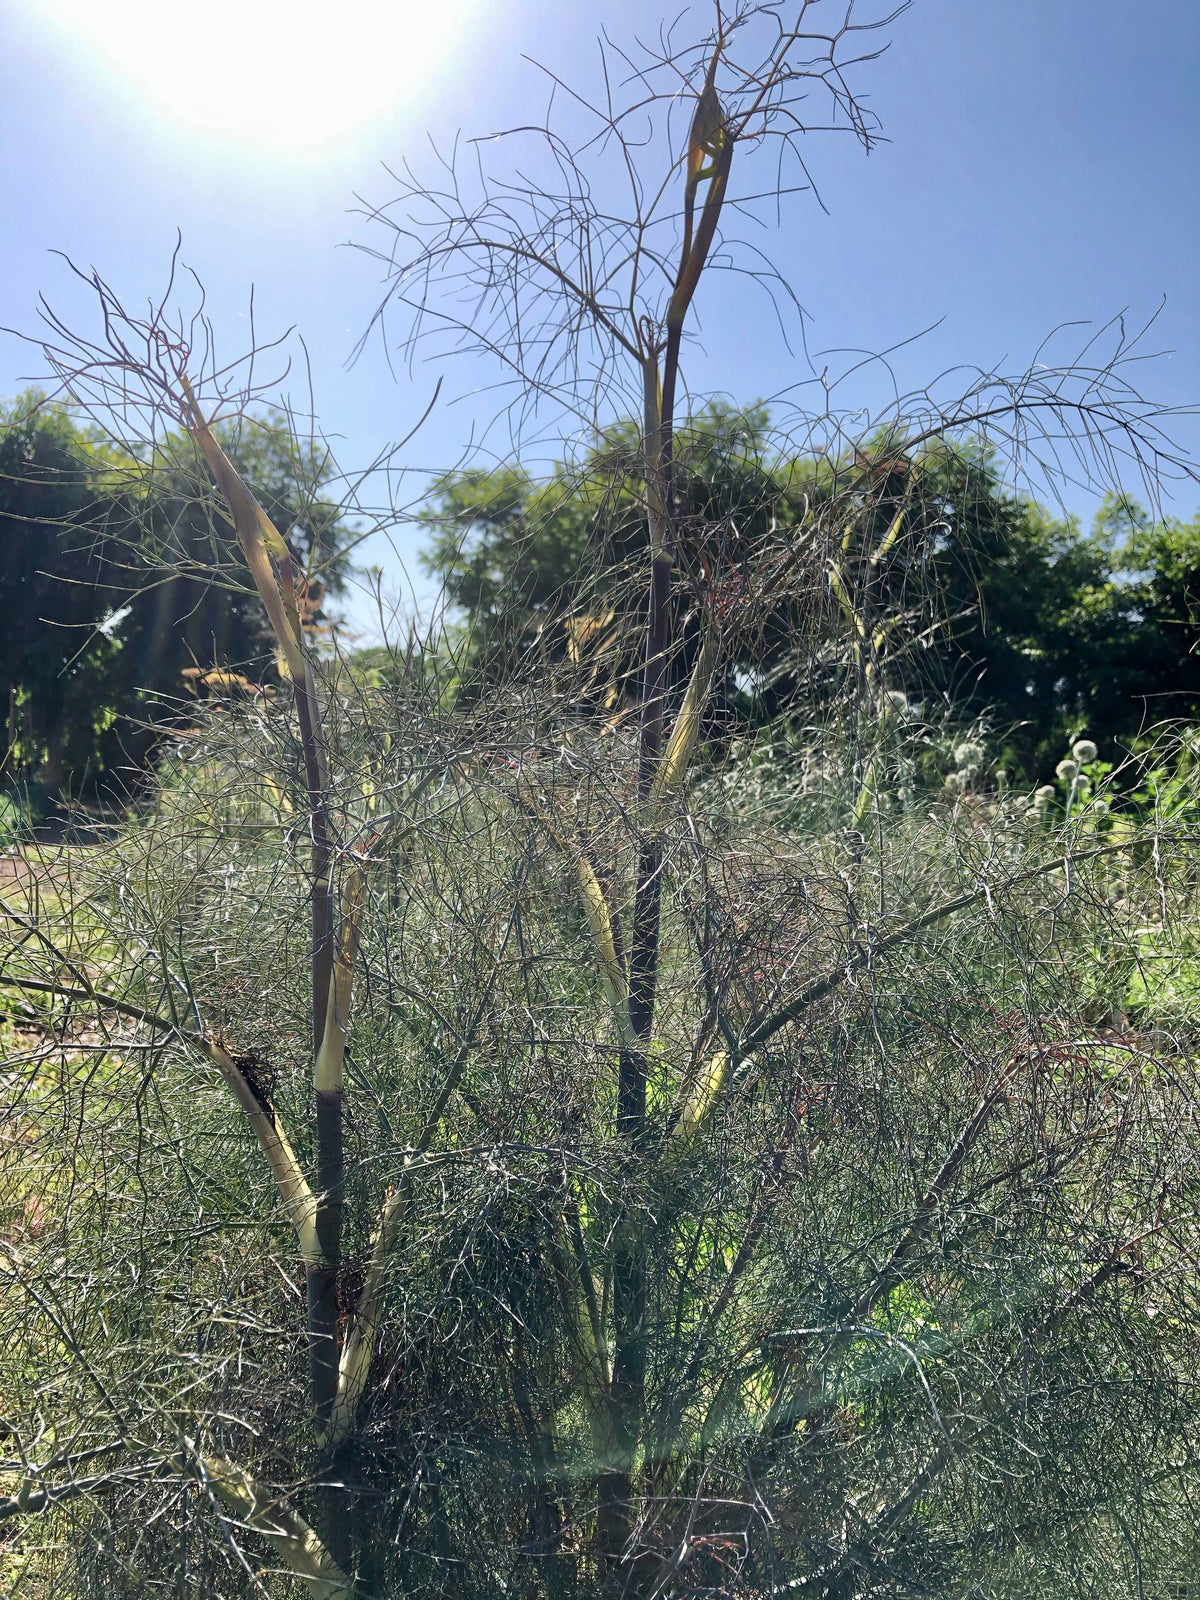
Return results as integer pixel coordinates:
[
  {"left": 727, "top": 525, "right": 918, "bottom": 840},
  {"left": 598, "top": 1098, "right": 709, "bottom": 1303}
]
[{"left": 29, "top": 0, "right": 477, "bottom": 156}]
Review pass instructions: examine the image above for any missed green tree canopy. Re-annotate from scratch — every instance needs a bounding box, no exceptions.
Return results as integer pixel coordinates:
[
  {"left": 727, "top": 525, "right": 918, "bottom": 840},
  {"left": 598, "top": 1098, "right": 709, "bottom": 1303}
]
[
  {"left": 0, "top": 392, "right": 353, "bottom": 798},
  {"left": 421, "top": 412, "right": 1200, "bottom": 780}
]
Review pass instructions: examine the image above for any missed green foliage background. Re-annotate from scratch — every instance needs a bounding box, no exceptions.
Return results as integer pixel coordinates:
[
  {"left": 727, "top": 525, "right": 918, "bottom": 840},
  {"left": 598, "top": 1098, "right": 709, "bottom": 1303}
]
[
  {"left": 421, "top": 407, "right": 1200, "bottom": 782},
  {"left": 0, "top": 392, "right": 351, "bottom": 810}
]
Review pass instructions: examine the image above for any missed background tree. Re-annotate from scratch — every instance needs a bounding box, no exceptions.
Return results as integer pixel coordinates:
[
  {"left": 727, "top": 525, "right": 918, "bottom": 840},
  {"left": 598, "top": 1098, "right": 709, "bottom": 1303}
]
[
  {"left": 422, "top": 426, "right": 1200, "bottom": 782},
  {"left": 0, "top": 390, "right": 352, "bottom": 804},
  {"left": 0, "top": 393, "right": 134, "bottom": 794},
  {"left": 1084, "top": 496, "right": 1200, "bottom": 736}
]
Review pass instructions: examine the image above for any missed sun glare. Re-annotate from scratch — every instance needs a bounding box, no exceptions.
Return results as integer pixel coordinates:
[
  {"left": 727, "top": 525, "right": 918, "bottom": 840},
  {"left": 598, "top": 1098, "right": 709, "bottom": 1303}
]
[{"left": 30, "top": 0, "right": 476, "bottom": 155}]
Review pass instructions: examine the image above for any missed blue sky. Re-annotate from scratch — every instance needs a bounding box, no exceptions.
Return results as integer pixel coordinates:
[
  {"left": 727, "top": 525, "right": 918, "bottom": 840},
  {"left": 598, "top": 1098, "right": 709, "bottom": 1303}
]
[{"left": 2, "top": 0, "right": 1197, "bottom": 636}]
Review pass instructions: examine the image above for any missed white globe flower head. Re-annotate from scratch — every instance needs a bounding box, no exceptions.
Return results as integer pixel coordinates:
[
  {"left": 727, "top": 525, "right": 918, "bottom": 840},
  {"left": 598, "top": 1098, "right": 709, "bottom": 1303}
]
[
  {"left": 954, "top": 741, "right": 985, "bottom": 770},
  {"left": 944, "top": 771, "right": 965, "bottom": 793},
  {"left": 885, "top": 690, "right": 908, "bottom": 715},
  {"left": 1071, "top": 775, "right": 1090, "bottom": 795},
  {"left": 1091, "top": 798, "right": 1110, "bottom": 817},
  {"left": 1072, "top": 739, "right": 1098, "bottom": 765},
  {"left": 1034, "top": 784, "right": 1056, "bottom": 809},
  {"left": 1055, "top": 759, "right": 1078, "bottom": 783}
]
